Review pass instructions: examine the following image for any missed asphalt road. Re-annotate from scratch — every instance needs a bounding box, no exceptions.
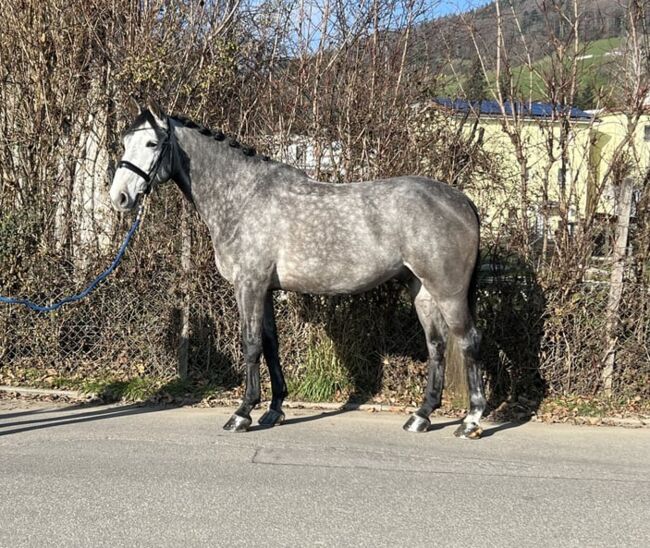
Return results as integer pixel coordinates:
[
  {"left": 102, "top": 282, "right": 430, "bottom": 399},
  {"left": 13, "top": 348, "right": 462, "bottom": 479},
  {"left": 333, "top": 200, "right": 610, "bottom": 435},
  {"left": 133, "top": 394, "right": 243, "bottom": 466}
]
[{"left": 0, "top": 400, "right": 648, "bottom": 547}]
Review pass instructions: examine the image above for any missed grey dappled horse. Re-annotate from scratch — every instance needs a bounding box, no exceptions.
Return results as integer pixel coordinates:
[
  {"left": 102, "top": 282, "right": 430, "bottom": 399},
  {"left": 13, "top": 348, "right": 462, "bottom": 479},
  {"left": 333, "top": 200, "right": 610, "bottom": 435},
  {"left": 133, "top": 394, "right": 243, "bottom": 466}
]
[{"left": 110, "top": 100, "right": 487, "bottom": 439}]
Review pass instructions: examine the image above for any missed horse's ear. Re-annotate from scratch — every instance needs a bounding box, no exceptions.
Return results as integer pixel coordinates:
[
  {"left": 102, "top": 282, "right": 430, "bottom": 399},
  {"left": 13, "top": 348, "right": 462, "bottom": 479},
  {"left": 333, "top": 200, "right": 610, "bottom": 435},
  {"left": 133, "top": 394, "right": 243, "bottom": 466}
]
[
  {"left": 127, "top": 97, "right": 141, "bottom": 118},
  {"left": 146, "top": 99, "right": 166, "bottom": 126}
]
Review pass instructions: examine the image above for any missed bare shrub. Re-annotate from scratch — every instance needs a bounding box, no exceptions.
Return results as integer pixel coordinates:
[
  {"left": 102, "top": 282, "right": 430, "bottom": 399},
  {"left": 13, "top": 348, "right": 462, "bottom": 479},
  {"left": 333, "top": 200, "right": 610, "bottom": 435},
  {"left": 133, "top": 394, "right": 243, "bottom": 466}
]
[{"left": 1, "top": 0, "right": 648, "bottom": 406}]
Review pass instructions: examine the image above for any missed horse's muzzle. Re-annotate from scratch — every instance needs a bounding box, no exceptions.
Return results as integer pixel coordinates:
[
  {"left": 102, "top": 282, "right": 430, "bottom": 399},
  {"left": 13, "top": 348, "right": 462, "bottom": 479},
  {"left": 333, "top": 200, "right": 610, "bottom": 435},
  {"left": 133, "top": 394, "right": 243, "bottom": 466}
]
[
  {"left": 117, "top": 192, "right": 131, "bottom": 209},
  {"left": 111, "top": 190, "right": 137, "bottom": 212}
]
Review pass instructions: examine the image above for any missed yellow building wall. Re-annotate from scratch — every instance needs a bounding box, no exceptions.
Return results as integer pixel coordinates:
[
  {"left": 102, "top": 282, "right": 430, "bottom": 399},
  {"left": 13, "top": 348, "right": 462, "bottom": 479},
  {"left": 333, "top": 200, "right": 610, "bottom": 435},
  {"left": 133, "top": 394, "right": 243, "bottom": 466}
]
[
  {"left": 591, "top": 112, "right": 650, "bottom": 216},
  {"left": 449, "top": 115, "right": 594, "bottom": 237},
  {"left": 419, "top": 108, "right": 648, "bottom": 239}
]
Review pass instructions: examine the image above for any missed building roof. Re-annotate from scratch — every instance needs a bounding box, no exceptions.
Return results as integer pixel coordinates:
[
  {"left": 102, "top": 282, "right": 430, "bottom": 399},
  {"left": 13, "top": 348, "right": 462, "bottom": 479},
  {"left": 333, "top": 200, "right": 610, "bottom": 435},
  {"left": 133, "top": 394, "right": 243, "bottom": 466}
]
[{"left": 434, "top": 98, "right": 593, "bottom": 121}]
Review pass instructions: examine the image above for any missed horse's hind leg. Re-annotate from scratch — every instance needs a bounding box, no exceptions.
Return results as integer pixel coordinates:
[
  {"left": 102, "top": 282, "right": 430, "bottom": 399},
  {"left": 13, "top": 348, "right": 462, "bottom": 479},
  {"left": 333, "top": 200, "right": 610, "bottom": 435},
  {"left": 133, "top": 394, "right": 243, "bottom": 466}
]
[
  {"left": 403, "top": 280, "right": 449, "bottom": 433},
  {"left": 438, "top": 296, "right": 486, "bottom": 439},
  {"left": 259, "top": 292, "right": 287, "bottom": 427}
]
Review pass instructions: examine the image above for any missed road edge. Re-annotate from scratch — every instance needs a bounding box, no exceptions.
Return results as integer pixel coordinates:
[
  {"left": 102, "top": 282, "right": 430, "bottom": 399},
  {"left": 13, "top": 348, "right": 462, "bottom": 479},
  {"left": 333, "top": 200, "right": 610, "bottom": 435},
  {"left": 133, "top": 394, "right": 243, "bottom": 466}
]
[{"left": 1, "top": 384, "right": 648, "bottom": 428}]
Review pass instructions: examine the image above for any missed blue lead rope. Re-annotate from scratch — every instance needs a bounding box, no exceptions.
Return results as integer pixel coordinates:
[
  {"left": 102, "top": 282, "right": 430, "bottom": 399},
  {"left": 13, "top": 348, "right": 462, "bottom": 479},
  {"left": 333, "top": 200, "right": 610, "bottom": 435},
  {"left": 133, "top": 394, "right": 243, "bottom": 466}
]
[{"left": 0, "top": 201, "right": 147, "bottom": 313}]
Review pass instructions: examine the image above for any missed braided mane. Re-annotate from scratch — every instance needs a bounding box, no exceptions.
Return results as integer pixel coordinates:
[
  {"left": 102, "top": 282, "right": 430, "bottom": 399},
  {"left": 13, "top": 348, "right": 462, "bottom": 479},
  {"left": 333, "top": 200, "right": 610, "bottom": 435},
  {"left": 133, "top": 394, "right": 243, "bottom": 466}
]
[{"left": 172, "top": 115, "right": 269, "bottom": 161}]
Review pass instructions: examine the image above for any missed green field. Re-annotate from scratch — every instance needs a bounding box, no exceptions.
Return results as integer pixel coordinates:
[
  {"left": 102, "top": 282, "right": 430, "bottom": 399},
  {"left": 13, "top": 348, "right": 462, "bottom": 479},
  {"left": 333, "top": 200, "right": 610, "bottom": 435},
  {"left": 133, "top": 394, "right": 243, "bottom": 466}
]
[{"left": 439, "top": 37, "right": 624, "bottom": 108}]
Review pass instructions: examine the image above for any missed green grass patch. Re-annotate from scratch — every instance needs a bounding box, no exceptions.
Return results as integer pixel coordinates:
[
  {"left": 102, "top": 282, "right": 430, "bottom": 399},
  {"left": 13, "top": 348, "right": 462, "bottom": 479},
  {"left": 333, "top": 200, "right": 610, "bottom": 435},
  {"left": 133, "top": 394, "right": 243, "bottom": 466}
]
[
  {"left": 50, "top": 375, "right": 162, "bottom": 401},
  {"left": 38, "top": 374, "right": 227, "bottom": 403},
  {"left": 288, "top": 336, "right": 352, "bottom": 402}
]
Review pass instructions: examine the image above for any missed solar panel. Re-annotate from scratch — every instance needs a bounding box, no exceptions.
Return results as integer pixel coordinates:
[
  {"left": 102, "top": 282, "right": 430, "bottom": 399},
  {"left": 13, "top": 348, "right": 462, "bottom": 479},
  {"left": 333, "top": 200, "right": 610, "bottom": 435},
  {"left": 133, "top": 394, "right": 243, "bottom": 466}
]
[{"left": 433, "top": 98, "right": 591, "bottom": 120}]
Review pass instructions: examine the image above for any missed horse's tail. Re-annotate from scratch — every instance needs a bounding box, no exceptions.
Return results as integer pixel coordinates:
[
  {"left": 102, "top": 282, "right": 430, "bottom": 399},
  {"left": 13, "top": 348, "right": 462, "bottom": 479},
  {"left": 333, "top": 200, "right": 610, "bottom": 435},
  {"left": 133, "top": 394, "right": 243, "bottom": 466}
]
[{"left": 467, "top": 198, "right": 481, "bottom": 321}]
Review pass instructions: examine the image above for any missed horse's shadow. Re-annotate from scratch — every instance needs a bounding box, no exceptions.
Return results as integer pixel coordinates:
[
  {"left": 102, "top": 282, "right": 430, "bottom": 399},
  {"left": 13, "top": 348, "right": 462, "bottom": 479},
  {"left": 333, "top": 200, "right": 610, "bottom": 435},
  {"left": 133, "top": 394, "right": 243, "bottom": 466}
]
[
  {"left": 162, "top": 309, "right": 243, "bottom": 400},
  {"left": 0, "top": 402, "right": 161, "bottom": 437},
  {"left": 292, "top": 283, "right": 425, "bottom": 406},
  {"left": 478, "top": 256, "right": 548, "bottom": 423},
  {"left": 289, "top": 258, "right": 547, "bottom": 432},
  {"left": 1, "top": 261, "right": 546, "bottom": 438}
]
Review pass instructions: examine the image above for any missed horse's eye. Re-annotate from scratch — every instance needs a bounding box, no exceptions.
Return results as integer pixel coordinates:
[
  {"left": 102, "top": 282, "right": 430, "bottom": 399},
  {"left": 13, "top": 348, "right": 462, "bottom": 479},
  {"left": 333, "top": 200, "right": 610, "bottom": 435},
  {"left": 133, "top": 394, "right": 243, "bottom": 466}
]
[{"left": 146, "top": 141, "right": 158, "bottom": 148}]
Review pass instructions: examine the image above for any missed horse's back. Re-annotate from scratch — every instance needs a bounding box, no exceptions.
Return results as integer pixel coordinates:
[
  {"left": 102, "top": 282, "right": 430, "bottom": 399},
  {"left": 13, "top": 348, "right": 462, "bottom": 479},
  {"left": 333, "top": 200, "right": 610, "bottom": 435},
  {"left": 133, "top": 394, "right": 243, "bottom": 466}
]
[
  {"left": 255, "top": 174, "right": 479, "bottom": 296},
  {"left": 265, "top": 173, "right": 476, "bottom": 222}
]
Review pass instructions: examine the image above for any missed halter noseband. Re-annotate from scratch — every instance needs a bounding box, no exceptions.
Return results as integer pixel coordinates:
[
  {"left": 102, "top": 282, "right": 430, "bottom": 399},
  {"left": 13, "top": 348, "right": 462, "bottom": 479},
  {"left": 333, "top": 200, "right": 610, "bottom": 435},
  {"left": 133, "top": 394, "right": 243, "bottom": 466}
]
[
  {"left": 116, "top": 160, "right": 152, "bottom": 184},
  {"left": 117, "top": 118, "right": 173, "bottom": 194}
]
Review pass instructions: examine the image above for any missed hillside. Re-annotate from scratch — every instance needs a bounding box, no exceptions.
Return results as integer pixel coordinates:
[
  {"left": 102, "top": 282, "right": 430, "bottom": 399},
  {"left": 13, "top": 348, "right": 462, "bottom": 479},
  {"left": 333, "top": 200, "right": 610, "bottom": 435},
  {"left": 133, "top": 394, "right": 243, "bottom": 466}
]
[
  {"left": 418, "top": 0, "right": 627, "bottom": 64},
  {"left": 413, "top": 0, "right": 629, "bottom": 107}
]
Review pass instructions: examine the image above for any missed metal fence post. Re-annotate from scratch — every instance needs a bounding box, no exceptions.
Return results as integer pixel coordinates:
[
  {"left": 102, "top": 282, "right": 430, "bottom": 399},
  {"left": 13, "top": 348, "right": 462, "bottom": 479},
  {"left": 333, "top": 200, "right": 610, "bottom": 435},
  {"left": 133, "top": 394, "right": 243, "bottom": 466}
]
[
  {"left": 601, "top": 177, "right": 634, "bottom": 396},
  {"left": 177, "top": 202, "right": 192, "bottom": 380}
]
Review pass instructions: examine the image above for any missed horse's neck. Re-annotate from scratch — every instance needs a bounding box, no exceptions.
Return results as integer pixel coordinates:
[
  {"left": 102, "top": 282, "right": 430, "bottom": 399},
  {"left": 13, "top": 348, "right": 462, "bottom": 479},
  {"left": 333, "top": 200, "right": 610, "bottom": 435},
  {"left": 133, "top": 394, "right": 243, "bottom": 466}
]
[{"left": 172, "top": 127, "right": 252, "bottom": 238}]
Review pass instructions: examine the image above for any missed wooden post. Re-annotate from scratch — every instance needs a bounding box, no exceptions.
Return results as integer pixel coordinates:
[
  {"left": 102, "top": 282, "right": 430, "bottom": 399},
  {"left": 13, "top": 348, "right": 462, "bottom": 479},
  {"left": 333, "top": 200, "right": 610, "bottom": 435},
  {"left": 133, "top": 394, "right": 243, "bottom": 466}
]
[
  {"left": 601, "top": 178, "right": 634, "bottom": 396},
  {"left": 177, "top": 201, "right": 192, "bottom": 380},
  {"left": 444, "top": 336, "right": 469, "bottom": 407}
]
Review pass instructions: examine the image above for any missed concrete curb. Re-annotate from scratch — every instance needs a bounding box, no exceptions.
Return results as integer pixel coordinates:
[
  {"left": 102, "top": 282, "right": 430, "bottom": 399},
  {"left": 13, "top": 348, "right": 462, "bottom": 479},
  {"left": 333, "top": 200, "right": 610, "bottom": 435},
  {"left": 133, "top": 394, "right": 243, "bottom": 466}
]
[
  {"left": 0, "top": 385, "right": 92, "bottom": 399},
  {"left": 197, "top": 397, "right": 419, "bottom": 414},
  {"left": 1, "top": 385, "right": 647, "bottom": 427},
  {"left": 284, "top": 400, "right": 418, "bottom": 414},
  {"left": 0, "top": 385, "right": 416, "bottom": 413}
]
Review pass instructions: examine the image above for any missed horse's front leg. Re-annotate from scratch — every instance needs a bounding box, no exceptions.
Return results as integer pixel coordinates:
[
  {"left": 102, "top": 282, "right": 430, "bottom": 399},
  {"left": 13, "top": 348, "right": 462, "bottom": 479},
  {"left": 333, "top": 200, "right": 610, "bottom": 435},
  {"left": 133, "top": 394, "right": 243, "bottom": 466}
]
[{"left": 223, "top": 279, "right": 267, "bottom": 433}]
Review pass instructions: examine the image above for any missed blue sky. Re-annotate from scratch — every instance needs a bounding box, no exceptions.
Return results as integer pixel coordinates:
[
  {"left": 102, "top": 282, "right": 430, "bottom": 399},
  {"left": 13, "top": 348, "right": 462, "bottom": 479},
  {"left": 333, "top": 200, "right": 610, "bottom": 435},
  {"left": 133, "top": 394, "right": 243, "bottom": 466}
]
[
  {"left": 434, "top": 0, "right": 493, "bottom": 18},
  {"left": 256, "top": 0, "right": 496, "bottom": 54}
]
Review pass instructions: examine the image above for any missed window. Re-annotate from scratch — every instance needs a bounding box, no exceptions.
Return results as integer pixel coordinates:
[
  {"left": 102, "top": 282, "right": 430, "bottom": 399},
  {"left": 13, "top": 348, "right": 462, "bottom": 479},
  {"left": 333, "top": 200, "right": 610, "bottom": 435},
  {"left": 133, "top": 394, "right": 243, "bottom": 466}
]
[
  {"left": 295, "top": 145, "right": 305, "bottom": 166},
  {"left": 644, "top": 125, "right": 650, "bottom": 142}
]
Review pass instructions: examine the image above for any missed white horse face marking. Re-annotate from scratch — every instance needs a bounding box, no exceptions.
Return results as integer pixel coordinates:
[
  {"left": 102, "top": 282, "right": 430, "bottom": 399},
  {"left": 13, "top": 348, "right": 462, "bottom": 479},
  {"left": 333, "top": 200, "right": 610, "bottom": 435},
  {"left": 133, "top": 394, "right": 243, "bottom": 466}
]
[{"left": 110, "top": 119, "right": 162, "bottom": 211}]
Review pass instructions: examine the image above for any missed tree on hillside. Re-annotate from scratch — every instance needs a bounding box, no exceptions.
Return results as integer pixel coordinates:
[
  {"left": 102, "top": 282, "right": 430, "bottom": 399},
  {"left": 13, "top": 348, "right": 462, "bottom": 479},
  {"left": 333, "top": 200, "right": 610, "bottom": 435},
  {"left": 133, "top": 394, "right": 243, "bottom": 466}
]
[
  {"left": 574, "top": 81, "right": 597, "bottom": 110},
  {"left": 498, "top": 69, "right": 512, "bottom": 101},
  {"left": 465, "top": 57, "right": 489, "bottom": 100}
]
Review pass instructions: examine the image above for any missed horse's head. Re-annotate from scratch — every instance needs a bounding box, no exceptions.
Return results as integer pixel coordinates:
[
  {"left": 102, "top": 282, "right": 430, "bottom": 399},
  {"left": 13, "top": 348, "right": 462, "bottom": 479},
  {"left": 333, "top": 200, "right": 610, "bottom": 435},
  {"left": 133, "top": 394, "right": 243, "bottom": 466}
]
[{"left": 110, "top": 99, "right": 173, "bottom": 211}]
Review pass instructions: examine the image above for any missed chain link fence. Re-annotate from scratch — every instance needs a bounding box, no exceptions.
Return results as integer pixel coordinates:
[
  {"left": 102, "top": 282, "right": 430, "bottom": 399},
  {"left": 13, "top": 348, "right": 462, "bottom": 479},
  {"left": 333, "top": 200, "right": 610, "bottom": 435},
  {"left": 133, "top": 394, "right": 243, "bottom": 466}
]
[{"left": 1, "top": 189, "right": 648, "bottom": 405}]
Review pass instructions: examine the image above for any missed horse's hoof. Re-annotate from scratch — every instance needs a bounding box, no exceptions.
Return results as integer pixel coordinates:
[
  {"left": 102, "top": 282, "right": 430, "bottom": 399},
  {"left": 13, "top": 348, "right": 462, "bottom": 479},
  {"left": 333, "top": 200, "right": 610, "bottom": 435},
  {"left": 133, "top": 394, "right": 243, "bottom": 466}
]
[
  {"left": 223, "top": 414, "right": 252, "bottom": 433},
  {"left": 258, "top": 408, "right": 285, "bottom": 427},
  {"left": 403, "top": 414, "right": 431, "bottom": 433},
  {"left": 454, "top": 423, "right": 483, "bottom": 439}
]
